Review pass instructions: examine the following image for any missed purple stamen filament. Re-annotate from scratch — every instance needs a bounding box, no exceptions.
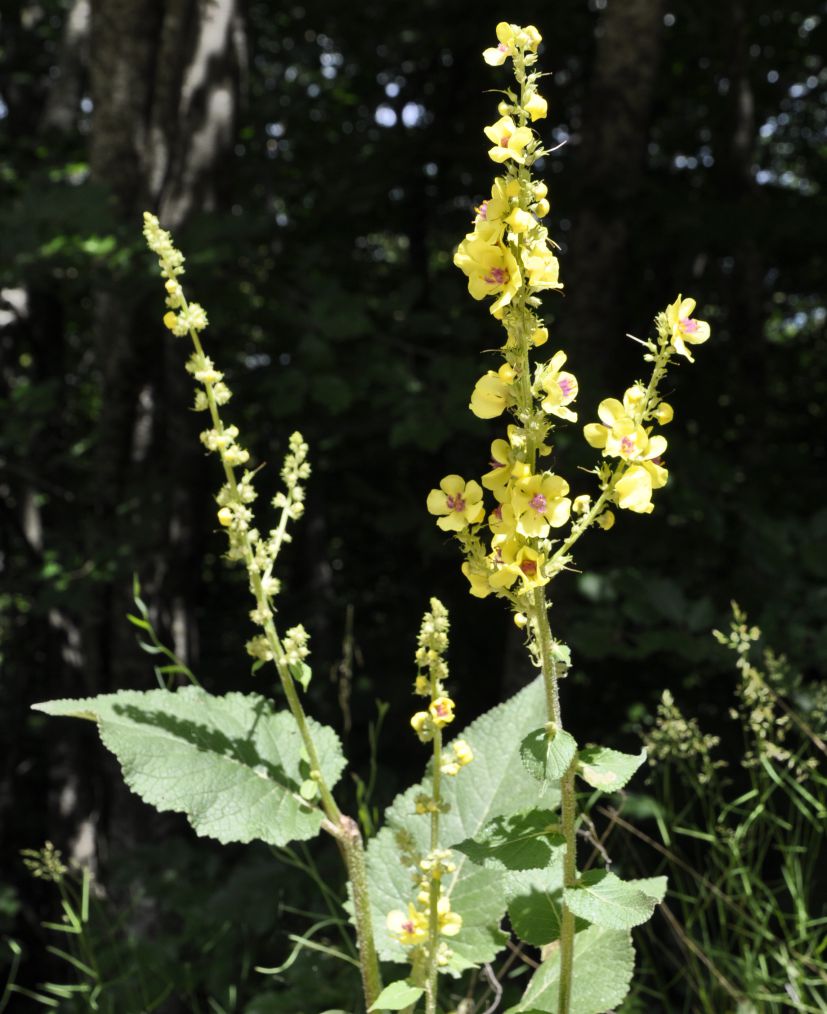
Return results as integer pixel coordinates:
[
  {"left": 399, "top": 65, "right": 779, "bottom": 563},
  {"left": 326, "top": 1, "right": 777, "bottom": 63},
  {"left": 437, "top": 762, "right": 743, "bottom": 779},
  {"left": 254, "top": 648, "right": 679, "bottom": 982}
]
[{"left": 530, "top": 493, "right": 547, "bottom": 513}]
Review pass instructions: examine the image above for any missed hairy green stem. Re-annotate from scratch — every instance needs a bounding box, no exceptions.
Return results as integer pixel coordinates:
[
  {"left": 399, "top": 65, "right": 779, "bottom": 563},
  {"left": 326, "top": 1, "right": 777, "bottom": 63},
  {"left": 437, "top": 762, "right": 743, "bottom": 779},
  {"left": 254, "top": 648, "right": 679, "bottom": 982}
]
[
  {"left": 533, "top": 596, "right": 576, "bottom": 1013},
  {"left": 186, "top": 325, "right": 383, "bottom": 1009},
  {"left": 425, "top": 693, "right": 444, "bottom": 1013}
]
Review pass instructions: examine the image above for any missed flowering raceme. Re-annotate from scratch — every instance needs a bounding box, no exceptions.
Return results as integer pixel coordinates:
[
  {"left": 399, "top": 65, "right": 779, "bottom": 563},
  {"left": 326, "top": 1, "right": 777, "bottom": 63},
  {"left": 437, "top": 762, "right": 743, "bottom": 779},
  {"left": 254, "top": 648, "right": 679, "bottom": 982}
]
[{"left": 426, "top": 22, "right": 710, "bottom": 615}]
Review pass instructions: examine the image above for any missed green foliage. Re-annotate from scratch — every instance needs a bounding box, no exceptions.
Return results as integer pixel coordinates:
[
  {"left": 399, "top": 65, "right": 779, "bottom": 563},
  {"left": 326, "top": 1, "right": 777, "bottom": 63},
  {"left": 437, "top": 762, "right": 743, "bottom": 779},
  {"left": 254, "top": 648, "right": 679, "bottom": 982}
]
[
  {"left": 624, "top": 614, "right": 827, "bottom": 1012},
  {"left": 368, "top": 980, "right": 424, "bottom": 1011},
  {"left": 508, "top": 925, "right": 635, "bottom": 1014},
  {"left": 454, "top": 809, "right": 564, "bottom": 872},
  {"left": 521, "top": 728, "right": 578, "bottom": 783},
  {"left": 563, "top": 871, "right": 663, "bottom": 931},
  {"left": 366, "top": 678, "right": 561, "bottom": 972},
  {"left": 33, "top": 689, "right": 346, "bottom": 847},
  {"left": 576, "top": 747, "right": 646, "bottom": 792}
]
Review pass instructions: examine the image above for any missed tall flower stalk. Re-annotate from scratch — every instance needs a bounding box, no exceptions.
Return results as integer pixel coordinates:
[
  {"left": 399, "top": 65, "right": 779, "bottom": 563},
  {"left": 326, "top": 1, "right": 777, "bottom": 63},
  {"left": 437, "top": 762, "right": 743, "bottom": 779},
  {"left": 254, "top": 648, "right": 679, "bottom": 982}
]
[
  {"left": 428, "top": 21, "right": 710, "bottom": 1012},
  {"left": 386, "top": 600, "right": 471, "bottom": 1012},
  {"left": 142, "top": 214, "right": 382, "bottom": 1008}
]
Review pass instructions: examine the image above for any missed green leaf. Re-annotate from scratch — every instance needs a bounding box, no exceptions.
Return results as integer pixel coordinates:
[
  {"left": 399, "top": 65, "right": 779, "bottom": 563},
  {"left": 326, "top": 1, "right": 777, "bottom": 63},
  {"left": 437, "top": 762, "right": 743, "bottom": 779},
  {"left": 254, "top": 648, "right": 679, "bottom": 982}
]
[
  {"left": 290, "top": 662, "right": 312, "bottom": 691},
  {"left": 509, "top": 924, "right": 634, "bottom": 1013},
  {"left": 520, "top": 727, "right": 577, "bottom": 783},
  {"left": 563, "top": 870, "right": 660, "bottom": 930},
  {"left": 506, "top": 864, "right": 588, "bottom": 946},
  {"left": 632, "top": 875, "right": 668, "bottom": 903},
  {"left": 33, "top": 688, "right": 345, "bottom": 847},
  {"left": 454, "top": 809, "right": 564, "bottom": 872},
  {"left": 577, "top": 746, "right": 646, "bottom": 792},
  {"left": 366, "top": 678, "right": 561, "bottom": 974},
  {"left": 368, "top": 980, "right": 424, "bottom": 1011}
]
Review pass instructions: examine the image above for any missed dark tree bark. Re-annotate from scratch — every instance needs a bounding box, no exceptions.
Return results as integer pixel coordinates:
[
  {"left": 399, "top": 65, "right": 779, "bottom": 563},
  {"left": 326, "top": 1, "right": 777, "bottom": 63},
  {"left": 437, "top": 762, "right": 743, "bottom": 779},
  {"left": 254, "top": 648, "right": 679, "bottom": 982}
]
[{"left": 559, "top": 0, "right": 664, "bottom": 385}]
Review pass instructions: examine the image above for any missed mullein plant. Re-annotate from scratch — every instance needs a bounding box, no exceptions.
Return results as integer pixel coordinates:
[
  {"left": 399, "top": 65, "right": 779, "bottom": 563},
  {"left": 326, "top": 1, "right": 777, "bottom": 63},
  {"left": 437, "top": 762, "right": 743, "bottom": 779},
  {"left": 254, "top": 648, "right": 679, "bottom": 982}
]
[
  {"left": 425, "top": 20, "right": 709, "bottom": 1014},
  {"left": 30, "top": 20, "right": 710, "bottom": 1014}
]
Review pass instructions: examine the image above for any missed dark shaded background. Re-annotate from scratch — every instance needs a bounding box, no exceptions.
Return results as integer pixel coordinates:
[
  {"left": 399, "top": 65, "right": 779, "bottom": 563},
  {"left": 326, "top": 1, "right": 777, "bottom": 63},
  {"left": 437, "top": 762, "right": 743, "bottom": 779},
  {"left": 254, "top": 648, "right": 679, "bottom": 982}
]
[{"left": 1, "top": 0, "right": 825, "bottom": 1007}]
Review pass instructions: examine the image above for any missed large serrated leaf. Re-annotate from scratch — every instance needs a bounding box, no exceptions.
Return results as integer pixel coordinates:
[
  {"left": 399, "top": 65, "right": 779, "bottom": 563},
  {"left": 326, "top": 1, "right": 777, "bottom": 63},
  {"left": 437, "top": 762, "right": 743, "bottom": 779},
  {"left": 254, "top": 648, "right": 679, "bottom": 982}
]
[
  {"left": 33, "top": 688, "right": 345, "bottom": 847},
  {"left": 508, "top": 924, "right": 634, "bottom": 1013},
  {"left": 454, "top": 808, "right": 564, "bottom": 872},
  {"left": 577, "top": 746, "right": 646, "bottom": 792},
  {"left": 520, "top": 727, "right": 577, "bottom": 782},
  {"left": 366, "top": 678, "right": 561, "bottom": 973},
  {"left": 563, "top": 870, "right": 659, "bottom": 930}
]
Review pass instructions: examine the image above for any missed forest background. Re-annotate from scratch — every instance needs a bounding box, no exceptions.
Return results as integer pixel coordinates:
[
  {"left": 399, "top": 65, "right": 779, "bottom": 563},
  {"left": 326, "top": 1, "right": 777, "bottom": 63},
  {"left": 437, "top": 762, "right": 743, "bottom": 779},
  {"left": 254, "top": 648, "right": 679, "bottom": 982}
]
[{"left": 1, "top": 0, "right": 825, "bottom": 1008}]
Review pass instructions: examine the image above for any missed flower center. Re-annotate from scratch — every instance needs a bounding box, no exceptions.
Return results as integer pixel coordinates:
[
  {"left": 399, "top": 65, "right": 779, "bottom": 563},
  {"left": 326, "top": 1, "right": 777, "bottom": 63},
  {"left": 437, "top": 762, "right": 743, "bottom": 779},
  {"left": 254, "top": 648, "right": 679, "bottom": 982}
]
[
  {"left": 500, "top": 130, "right": 512, "bottom": 147},
  {"left": 520, "top": 559, "right": 537, "bottom": 576},
  {"left": 492, "top": 504, "right": 503, "bottom": 522},
  {"left": 476, "top": 200, "right": 489, "bottom": 221},
  {"left": 680, "top": 316, "right": 699, "bottom": 334},
  {"left": 498, "top": 42, "right": 508, "bottom": 52},
  {"left": 446, "top": 493, "right": 466, "bottom": 512},
  {"left": 483, "top": 266, "right": 508, "bottom": 286},
  {"left": 402, "top": 919, "right": 415, "bottom": 934},
  {"left": 529, "top": 492, "right": 547, "bottom": 513},
  {"left": 620, "top": 435, "right": 636, "bottom": 456},
  {"left": 559, "top": 377, "right": 574, "bottom": 397}
]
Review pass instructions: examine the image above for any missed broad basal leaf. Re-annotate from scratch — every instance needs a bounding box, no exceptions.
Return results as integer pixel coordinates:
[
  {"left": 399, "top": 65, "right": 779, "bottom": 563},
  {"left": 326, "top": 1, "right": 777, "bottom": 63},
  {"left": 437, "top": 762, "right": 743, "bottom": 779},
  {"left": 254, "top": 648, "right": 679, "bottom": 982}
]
[
  {"left": 33, "top": 688, "right": 345, "bottom": 847},
  {"left": 367, "top": 678, "right": 561, "bottom": 973},
  {"left": 520, "top": 727, "right": 577, "bottom": 783},
  {"left": 454, "top": 808, "right": 564, "bottom": 872},
  {"left": 508, "top": 923, "right": 634, "bottom": 1013},
  {"left": 563, "top": 870, "right": 660, "bottom": 930},
  {"left": 577, "top": 746, "right": 646, "bottom": 792}
]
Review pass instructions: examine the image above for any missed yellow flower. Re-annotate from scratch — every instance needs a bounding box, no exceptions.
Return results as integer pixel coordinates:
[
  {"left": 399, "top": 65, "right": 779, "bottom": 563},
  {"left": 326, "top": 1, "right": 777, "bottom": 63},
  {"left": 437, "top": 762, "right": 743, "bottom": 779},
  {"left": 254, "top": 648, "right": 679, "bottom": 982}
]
[
  {"left": 666, "top": 295, "right": 710, "bottom": 361},
  {"left": 217, "top": 507, "right": 233, "bottom": 527},
  {"left": 489, "top": 538, "right": 549, "bottom": 591},
  {"left": 613, "top": 460, "right": 668, "bottom": 515},
  {"left": 489, "top": 501, "right": 517, "bottom": 536},
  {"left": 512, "top": 473, "right": 571, "bottom": 538},
  {"left": 530, "top": 325, "right": 549, "bottom": 347},
  {"left": 537, "top": 350, "right": 578, "bottom": 421},
  {"left": 452, "top": 739, "right": 473, "bottom": 766},
  {"left": 483, "top": 116, "right": 534, "bottom": 164},
  {"left": 522, "top": 241, "right": 562, "bottom": 291},
  {"left": 429, "top": 696, "right": 455, "bottom": 728},
  {"left": 572, "top": 494, "right": 590, "bottom": 514},
  {"left": 437, "top": 896, "right": 463, "bottom": 937},
  {"left": 596, "top": 510, "right": 615, "bottom": 530},
  {"left": 584, "top": 399, "right": 667, "bottom": 463},
  {"left": 470, "top": 370, "right": 510, "bottom": 419},
  {"left": 654, "top": 402, "right": 674, "bottom": 425},
  {"left": 387, "top": 905, "right": 429, "bottom": 947},
  {"left": 614, "top": 465, "right": 655, "bottom": 514},
  {"left": 453, "top": 235, "right": 521, "bottom": 314},
  {"left": 411, "top": 711, "right": 434, "bottom": 742},
  {"left": 461, "top": 561, "right": 492, "bottom": 599},
  {"left": 524, "top": 92, "right": 548, "bottom": 121},
  {"left": 482, "top": 21, "right": 542, "bottom": 65},
  {"left": 427, "top": 475, "right": 485, "bottom": 531},
  {"left": 482, "top": 438, "right": 514, "bottom": 499},
  {"left": 473, "top": 177, "right": 510, "bottom": 243}
]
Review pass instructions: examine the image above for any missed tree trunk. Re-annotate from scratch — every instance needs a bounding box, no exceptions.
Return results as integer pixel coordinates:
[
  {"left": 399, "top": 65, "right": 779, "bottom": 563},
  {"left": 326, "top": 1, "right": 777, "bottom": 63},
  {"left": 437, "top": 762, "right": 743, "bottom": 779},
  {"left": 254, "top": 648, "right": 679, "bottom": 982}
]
[{"left": 559, "top": 0, "right": 664, "bottom": 385}]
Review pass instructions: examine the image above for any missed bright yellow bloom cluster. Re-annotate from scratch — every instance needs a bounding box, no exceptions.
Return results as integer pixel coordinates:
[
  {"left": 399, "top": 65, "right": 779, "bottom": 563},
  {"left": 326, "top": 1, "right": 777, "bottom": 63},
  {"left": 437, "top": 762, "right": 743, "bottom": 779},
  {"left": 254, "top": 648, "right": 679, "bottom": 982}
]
[
  {"left": 386, "top": 860, "right": 462, "bottom": 957},
  {"left": 426, "top": 26, "right": 711, "bottom": 621}
]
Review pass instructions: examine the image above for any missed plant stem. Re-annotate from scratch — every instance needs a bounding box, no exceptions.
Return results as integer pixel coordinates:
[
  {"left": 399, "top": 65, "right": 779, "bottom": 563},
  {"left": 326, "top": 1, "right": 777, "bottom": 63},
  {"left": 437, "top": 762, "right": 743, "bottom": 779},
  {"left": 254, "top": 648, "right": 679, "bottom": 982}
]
[
  {"left": 340, "top": 815, "right": 383, "bottom": 1009},
  {"left": 184, "top": 324, "right": 383, "bottom": 1010},
  {"left": 425, "top": 694, "right": 444, "bottom": 1013},
  {"left": 533, "top": 593, "right": 576, "bottom": 1014}
]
